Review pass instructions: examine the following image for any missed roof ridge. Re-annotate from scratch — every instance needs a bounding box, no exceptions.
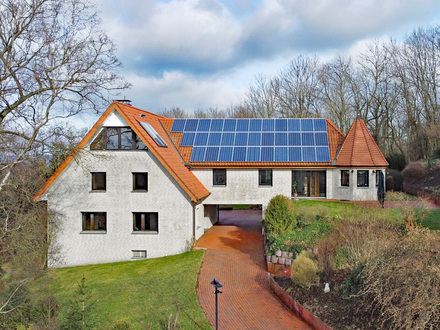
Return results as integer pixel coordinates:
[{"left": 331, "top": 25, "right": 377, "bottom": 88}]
[{"left": 359, "top": 120, "right": 376, "bottom": 166}]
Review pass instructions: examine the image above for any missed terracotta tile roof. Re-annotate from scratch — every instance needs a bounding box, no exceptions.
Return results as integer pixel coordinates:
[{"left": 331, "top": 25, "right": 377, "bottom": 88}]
[
  {"left": 35, "top": 102, "right": 210, "bottom": 202},
  {"left": 161, "top": 118, "right": 346, "bottom": 167},
  {"left": 336, "top": 118, "right": 388, "bottom": 167}
]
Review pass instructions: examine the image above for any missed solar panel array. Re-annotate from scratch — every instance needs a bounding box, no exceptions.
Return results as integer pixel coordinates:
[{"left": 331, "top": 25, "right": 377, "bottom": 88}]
[{"left": 170, "top": 118, "right": 331, "bottom": 163}]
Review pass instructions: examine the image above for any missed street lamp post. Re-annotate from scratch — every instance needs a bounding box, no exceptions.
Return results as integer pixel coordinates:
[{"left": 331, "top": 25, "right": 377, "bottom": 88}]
[{"left": 210, "top": 279, "right": 222, "bottom": 330}]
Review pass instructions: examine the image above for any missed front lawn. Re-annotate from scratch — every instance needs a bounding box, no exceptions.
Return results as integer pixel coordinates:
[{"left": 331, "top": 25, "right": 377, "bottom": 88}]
[{"left": 32, "top": 251, "right": 210, "bottom": 329}]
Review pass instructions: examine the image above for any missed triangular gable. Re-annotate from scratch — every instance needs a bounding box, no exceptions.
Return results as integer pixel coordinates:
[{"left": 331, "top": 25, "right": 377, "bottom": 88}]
[
  {"left": 35, "top": 101, "right": 210, "bottom": 202},
  {"left": 336, "top": 118, "right": 388, "bottom": 167}
]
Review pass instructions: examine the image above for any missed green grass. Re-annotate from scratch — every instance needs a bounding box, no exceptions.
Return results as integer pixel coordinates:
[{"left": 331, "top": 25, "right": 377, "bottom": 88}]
[
  {"left": 31, "top": 251, "right": 210, "bottom": 329},
  {"left": 421, "top": 209, "right": 440, "bottom": 230}
]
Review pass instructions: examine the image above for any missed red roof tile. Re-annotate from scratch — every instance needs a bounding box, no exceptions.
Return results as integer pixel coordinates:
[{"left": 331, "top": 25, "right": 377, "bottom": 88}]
[{"left": 336, "top": 118, "right": 388, "bottom": 167}]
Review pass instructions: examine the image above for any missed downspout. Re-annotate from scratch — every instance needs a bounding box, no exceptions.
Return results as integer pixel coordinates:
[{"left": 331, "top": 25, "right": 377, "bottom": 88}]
[{"left": 192, "top": 202, "right": 197, "bottom": 241}]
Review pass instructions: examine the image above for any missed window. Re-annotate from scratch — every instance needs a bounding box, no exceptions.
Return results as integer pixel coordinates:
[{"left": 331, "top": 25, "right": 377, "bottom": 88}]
[
  {"left": 133, "top": 212, "right": 158, "bottom": 232},
  {"left": 132, "top": 250, "right": 147, "bottom": 259},
  {"left": 90, "top": 127, "right": 147, "bottom": 150},
  {"left": 91, "top": 172, "right": 106, "bottom": 191},
  {"left": 357, "top": 170, "right": 369, "bottom": 187},
  {"left": 376, "top": 170, "right": 381, "bottom": 187},
  {"left": 213, "top": 169, "right": 226, "bottom": 186},
  {"left": 340, "top": 170, "right": 350, "bottom": 187},
  {"left": 259, "top": 169, "right": 273, "bottom": 186},
  {"left": 133, "top": 172, "right": 148, "bottom": 191},
  {"left": 82, "top": 212, "right": 106, "bottom": 231}
]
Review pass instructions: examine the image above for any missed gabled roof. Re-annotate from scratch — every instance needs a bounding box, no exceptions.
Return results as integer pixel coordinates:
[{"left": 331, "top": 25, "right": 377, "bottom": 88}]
[
  {"left": 35, "top": 102, "right": 210, "bottom": 203},
  {"left": 161, "top": 118, "right": 346, "bottom": 167},
  {"left": 336, "top": 118, "right": 388, "bottom": 167}
]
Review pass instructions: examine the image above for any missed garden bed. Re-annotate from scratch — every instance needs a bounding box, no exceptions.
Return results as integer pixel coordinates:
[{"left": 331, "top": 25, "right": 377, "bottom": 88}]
[{"left": 274, "top": 271, "right": 379, "bottom": 330}]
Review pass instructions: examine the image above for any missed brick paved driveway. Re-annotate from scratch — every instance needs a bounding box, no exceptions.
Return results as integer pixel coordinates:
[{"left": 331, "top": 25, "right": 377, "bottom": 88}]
[{"left": 196, "top": 210, "right": 310, "bottom": 329}]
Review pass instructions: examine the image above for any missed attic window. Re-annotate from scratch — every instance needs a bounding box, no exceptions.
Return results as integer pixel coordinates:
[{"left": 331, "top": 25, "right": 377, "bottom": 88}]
[
  {"left": 138, "top": 121, "right": 167, "bottom": 147},
  {"left": 90, "top": 127, "right": 147, "bottom": 150}
]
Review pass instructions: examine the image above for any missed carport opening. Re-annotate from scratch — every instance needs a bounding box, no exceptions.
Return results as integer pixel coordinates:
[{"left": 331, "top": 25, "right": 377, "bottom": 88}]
[{"left": 217, "top": 204, "right": 263, "bottom": 226}]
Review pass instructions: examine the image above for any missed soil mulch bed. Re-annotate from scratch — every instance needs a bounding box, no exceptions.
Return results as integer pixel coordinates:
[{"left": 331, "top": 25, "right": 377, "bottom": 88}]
[{"left": 274, "top": 270, "right": 379, "bottom": 330}]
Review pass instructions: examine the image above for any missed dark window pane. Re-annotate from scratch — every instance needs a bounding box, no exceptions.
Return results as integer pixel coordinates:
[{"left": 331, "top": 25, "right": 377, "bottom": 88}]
[
  {"left": 135, "top": 135, "right": 147, "bottom": 150},
  {"left": 341, "top": 170, "right": 349, "bottom": 186},
  {"left": 120, "top": 128, "right": 134, "bottom": 149},
  {"left": 92, "top": 172, "right": 106, "bottom": 190},
  {"left": 213, "top": 169, "right": 226, "bottom": 186},
  {"left": 82, "top": 212, "right": 106, "bottom": 231},
  {"left": 133, "top": 212, "right": 158, "bottom": 232},
  {"left": 259, "top": 169, "right": 272, "bottom": 186},
  {"left": 133, "top": 173, "right": 148, "bottom": 191},
  {"left": 357, "top": 170, "right": 369, "bottom": 187},
  {"left": 106, "top": 128, "right": 119, "bottom": 149},
  {"left": 90, "top": 129, "right": 105, "bottom": 150}
]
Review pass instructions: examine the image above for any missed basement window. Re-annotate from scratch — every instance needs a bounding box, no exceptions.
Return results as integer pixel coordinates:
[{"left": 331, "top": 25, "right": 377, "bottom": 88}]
[
  {"left": 132, "top": 250, "right": 147, "bottom": 259},
  {"left": 133, "top": 212, "right": 158, "bottom": 233}
]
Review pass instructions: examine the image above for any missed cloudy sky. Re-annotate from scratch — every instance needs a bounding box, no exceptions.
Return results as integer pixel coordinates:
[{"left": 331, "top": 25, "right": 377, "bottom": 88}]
[{"left": 96, "top": 0, "right": 440, "bottom": 115}]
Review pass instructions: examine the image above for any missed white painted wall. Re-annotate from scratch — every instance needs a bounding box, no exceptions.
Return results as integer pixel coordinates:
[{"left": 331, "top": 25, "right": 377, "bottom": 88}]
[
  {"left": 193, "top": 168, "right": 292, "bottom": 211},
  {"left": 43, "top": 149, "right": 194, "bottom": 267}
]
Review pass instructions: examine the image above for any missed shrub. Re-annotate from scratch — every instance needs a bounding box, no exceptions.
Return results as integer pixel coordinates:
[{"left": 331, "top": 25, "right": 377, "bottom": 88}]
[
  {"left": 358, "top": 228, "right": 440, "bottom": 329},
  {"left": 386, "top": 169, "right": 403, "bottom": 191},
  {"left": 385, "top": 153, "right": 407, "bottom": 171},
  {"left": 315, "top": 233, "right": 339, "bottom": 282},
  {"left": 401, "top": 161, "right": 427, "bottom": 184},
  {"left": 342, "top": 263, "right": 365, "bottom": 298},
  {"left": 263, "top": 195, "right": 297, "bottom": 237},
  {"left": 290, "top": 251, "right": 318, "bottom": 288}
]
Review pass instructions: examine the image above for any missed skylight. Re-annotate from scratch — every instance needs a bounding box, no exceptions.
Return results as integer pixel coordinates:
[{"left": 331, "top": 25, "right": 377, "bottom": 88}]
[{"left": 138, "top": 121, "right": 167, "bottom": 148}]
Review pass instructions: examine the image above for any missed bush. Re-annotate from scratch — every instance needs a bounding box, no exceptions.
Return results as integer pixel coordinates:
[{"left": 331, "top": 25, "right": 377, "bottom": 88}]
[
  {"left": 358, "top": 228, "right": 440, "bottom": 329},
  {"left": 263, "top": 195, "right": 297, "bottom": 237},
  {"left": 386, "top": 153, "right": 407, "bottom": 171},
  {"left": 401, "top": 161, "right": 427, "bottom": 184},
  {"left": 386, "top": 169, "right": 403, "bottom": 191},
  {"left": 342, "top": 263, "right": 365, "bottom": 298},
  {"left": 315, "top": 234, "right": 339, "bottom": 282},
  {"left": 290, "top": 251, "right": 318, "bottom": 288}
]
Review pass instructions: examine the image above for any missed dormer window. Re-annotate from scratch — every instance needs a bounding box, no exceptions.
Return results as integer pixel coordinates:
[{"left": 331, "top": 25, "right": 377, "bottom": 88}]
[{"left": 90, "top": 127, "right": 147, "bottom": 150}]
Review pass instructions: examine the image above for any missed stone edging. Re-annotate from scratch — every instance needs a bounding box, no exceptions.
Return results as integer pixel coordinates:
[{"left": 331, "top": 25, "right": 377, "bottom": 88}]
[{"left": 269, "top": 275, "right": 332, "bottom": 330}]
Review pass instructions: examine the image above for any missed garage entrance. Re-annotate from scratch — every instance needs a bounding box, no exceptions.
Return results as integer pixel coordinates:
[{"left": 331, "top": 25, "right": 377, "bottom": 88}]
[{"left": 218, "top": 205, "right": 263, "bottom": 226}]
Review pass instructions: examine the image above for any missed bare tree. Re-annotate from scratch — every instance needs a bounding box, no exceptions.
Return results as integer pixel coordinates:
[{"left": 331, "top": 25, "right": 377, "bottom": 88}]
[
  {"left": 243, "top": 74, "right": 278, "bottom": 117},
  {"left": 0, "top": 0, "right": 129, "bottom": 191}
]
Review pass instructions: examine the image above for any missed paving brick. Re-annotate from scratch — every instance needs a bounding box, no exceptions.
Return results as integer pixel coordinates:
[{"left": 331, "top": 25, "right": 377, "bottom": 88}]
[{"left": 196, "top": 210, "right": 310, "bottom": 329}]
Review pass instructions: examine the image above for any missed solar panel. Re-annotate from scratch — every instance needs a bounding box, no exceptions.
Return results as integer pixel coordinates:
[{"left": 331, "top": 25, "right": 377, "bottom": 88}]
[
  {"left": 316, "top": 147, "right": 331, "bottom": 162},
  {"left": 233, "top": 147, "right": 246, "bottom": 161},
  {"left": 174, "top": 116, "right": 330, "bottom": 163},
  {"left": 171, "top": 119, "right": 186, "bottom": 132},
  {"left": 197, "top": 119, "right": 211, "bottom": 131},
  {"left": 246, "top": 147, "right": 260, "bottom": 161},
  {"left": 205, "top": 147, "right": 220, "bottom": 161},
  {"left": 211, "top": 119, "right": 224, "bottom": 131},
  {"left": 289, "top": 147, "right": 302, "bottom": 162},
  {"left": 218, "top": 147, "right": 233, "bottom": 162},
  {"left": 275, "top": 133, "right": 288, "bottom": 146},
  {"left": 234, "top": 133, "right": 248, "bottom": 146},
  {"left": 249, "top": 119, "right": 262, "bottom": 131},
  {"left": 261, "top": 147, "right": 274, "bottom": 161},
  {"left": 207, "top": 133, "right": 222, "bottom": 146},
  {"left": 262, "top": 133, "right": 274, "bottom": 146},
  {"left": 223, "top": 119, "right": 236, "bottom": 131},
  {"left": 302, "top": 133, "right": 315, "bottom": 146},
  {"left": 194, "top": 133, "right": 208, "bottom": 146},
  {"left": 302, "top": 147, "right": 316, "bottom": 162},
  {"left": 181, "top": 132, "right": 195, "bottom": 146},
  {"left": 236, "top": 119, "right": 249, "bottom": 131},
  {"left": 275, "top": 147, "right": 288, "bottom": 162},
  {"left": 275, "top": 119, "right": 288, "bottom": 131},
  {"left": 184, "top": 119, "right": 198, "bottom": 131},
  {"left": 262, "top": 119, "right": 275, "bottom": 131},
  {"left": 301, "top": 119, "right": 313, "bottom": 131},
  {"left": 221, "top": 133, "right": 234, "bottom": 146},
  {"left": 314, "top": 119, "right": 327, "bottom": 131},
  {"left": 190, "top": 147, "right": 206, "bottom": 161}
]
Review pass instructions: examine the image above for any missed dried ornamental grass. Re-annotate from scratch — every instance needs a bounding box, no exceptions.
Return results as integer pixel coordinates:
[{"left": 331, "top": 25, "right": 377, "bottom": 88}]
[{"left": 290, "top": 251, "right": 319, "bottom": 289}]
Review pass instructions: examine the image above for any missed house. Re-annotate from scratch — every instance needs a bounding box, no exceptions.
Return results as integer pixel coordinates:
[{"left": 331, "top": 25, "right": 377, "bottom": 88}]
[{"left": 35, "top": 101, "right": 388, "bottom": 267}]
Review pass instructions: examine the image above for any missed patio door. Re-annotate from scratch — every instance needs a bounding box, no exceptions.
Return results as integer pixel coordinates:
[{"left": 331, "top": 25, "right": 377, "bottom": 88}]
[{"left": 292, "top": 171, "right": 326, "bottom": 197}]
